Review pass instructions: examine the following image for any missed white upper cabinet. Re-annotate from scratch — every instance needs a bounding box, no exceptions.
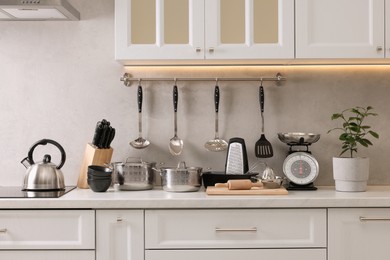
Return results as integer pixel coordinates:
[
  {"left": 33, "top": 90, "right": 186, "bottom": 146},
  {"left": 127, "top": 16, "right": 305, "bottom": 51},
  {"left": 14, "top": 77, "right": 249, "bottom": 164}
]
[
  {"left": 115, "top": 0, "right": 294, "bottom": 63},
  {"left": 386, "top": 0, "right": 390, "bottom": 58},
  {"left": 115, "top": 0, "right": 205, "bottom": 62},
  {"left": 205, "top": 0, "right": 294, "bottom": 60},
  {"left": 296, "top": 0, "right": 385, "bottom": 59}
]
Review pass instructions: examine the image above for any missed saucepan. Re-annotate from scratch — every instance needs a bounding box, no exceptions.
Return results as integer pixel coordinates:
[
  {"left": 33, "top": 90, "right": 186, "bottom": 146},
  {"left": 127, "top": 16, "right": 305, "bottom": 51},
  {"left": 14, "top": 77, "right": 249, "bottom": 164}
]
[
  {"left": 155, "top": 161, "right": 203, "bottom": 192},
  {"left": 111, "top": 158, "right": 156, "bottom": 191}
]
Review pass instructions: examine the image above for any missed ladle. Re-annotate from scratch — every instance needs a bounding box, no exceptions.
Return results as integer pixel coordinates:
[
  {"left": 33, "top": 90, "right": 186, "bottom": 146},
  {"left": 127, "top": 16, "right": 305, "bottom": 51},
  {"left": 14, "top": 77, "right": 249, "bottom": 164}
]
[
  {"left": 204, "top": 83, "right": 228, "bottom": 152},
  {"left": 169, "top": 83, "right": 184, "bottom": 155},
  {"left": 130, "top": 83, "right": 150, "bottom": 149}
]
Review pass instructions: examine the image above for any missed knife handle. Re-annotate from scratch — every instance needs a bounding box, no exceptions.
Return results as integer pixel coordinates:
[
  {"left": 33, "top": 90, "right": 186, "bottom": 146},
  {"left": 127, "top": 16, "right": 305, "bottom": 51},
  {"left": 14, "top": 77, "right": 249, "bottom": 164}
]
[
  {"left": 137, "top": 85, "right": 143, "bottom": 113},
  {"left": 107, "top": 128, "right": 115, "bottom": 148},
  {"left": 98, "top": 125, "right": 108, "bottom": 149},
  {"left": 92, "top": 122, "right": 103, "bottom": 147},
  {"left": 103, "top": 126, "right": 113, "bottom": 148}
]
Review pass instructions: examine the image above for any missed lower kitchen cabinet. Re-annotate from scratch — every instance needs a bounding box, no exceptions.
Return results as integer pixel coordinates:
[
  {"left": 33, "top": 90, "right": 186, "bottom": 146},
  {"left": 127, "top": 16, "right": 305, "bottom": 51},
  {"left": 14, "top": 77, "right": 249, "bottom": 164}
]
[
  {"left": 0, "top": 251, "right": 94, "bottom": 260},
  {"left": 96, "top": 210, "right": 144, "bottom": 260},
  {"left": 328, "top": 208, "right": 390, "bottom": 260},
  {"left": 146, "top": 249, "right": 326, "bottom": 260},
  {"left": 145, "top": 209, "right": 326, "bottom": 260}
]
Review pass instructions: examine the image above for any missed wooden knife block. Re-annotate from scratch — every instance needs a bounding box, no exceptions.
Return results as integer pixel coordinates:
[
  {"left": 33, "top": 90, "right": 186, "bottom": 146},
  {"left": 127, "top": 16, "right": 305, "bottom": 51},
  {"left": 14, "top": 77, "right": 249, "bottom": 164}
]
[{"left": 77, "top": 143, "right": 113, "bottom": 189}]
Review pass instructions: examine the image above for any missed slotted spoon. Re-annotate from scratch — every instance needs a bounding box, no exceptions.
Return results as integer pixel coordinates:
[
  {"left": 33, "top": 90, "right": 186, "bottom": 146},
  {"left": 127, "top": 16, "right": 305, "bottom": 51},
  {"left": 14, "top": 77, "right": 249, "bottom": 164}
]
[{"left": 204, "top": 84, "right": 228, "bottom": 152}]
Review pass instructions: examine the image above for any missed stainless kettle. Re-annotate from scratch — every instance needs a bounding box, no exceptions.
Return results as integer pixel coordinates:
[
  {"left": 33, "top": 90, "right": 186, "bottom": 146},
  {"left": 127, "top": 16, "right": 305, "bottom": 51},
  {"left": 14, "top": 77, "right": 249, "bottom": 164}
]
[{"left": 21, "top": 139, "right": 66, "bottom": 190}]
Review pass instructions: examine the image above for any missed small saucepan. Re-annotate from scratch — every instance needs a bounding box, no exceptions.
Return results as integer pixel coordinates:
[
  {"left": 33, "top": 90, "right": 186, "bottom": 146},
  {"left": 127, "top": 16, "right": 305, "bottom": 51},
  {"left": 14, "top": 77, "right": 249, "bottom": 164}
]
[{"left": 156, "top": 162, "right": 203, "bottom": 192}]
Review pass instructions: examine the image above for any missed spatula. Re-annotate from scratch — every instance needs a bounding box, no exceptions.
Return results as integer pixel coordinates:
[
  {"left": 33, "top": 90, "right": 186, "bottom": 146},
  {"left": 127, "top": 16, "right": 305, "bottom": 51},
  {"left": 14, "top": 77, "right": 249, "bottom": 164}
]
[{"left": 255, "top": 83, "right": 273, "bottom": 158}]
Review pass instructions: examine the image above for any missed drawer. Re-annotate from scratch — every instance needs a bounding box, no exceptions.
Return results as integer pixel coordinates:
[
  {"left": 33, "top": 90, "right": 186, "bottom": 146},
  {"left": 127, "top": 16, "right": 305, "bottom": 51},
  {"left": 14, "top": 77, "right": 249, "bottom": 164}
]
[
  {"left": 0, "top": 210, "right": 95, "bottom": 249},
  {"left": 146, "top": 249, "right": 327, "bottom": 260},
  {"left": 145, "top": 209, "right": 326, "bottom": 249},
  {"left": 0, "top": 251, "right": 95, "bottom": 260}
]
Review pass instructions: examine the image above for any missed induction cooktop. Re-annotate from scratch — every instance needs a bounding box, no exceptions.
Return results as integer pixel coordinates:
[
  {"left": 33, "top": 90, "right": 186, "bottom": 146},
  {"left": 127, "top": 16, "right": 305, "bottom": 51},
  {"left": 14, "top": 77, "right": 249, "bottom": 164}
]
[{"left": 0, "top": 186, "right": 76, "bottom": 198}]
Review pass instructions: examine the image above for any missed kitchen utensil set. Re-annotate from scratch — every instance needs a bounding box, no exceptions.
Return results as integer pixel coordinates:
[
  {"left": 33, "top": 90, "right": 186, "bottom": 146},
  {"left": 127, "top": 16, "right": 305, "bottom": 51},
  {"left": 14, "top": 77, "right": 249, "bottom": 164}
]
[{"left": 127, "top": 81, "right": 274, "bottom": 157}]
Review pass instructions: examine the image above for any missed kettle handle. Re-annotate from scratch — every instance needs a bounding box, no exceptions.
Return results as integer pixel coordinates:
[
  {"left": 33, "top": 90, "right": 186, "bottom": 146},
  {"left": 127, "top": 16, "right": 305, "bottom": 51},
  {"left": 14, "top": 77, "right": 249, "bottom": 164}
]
[{"left": 27, "top": 139, "right": 66, "bottom": 169}]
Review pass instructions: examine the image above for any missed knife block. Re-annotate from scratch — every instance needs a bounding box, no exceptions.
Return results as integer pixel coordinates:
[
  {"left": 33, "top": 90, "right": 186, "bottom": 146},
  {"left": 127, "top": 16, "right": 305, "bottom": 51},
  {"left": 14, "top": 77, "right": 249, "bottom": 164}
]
[{"left": 77, "top": 143, "right": 113, "bottom": 189}]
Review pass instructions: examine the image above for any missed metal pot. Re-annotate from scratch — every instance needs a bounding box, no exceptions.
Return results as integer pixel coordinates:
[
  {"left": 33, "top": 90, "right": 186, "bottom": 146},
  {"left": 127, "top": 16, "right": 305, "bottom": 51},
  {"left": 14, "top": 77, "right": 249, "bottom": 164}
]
[
  {"left": 21, "top": 139, "right": 66, "bottom": 191},
  {"left": 159, "top": 162, "right": 203, "bottom": 192},
  {"left": 112, "top": 158, "right": 156, "bottom": 191}
]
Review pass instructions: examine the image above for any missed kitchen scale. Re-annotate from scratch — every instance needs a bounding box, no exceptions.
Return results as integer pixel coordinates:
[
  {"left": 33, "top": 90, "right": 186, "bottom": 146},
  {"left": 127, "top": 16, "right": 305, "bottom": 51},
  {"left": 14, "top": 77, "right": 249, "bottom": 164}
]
[{"left": 278, "top": 133, "right": 320, "bottom": 190}]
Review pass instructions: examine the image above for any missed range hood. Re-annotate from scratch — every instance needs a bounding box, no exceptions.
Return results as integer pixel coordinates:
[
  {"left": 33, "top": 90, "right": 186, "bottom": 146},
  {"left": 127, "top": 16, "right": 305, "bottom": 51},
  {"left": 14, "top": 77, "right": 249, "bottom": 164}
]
[{"left": 0, "top": 0, "right": 80, "bottom": 21}]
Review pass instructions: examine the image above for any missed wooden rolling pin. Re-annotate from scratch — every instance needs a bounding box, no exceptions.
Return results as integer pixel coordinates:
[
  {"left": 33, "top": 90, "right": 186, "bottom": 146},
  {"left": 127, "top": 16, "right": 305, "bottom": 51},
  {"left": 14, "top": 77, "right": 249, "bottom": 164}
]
[{"left": 215, "top": 179, "right": 263, "bottom": 190}]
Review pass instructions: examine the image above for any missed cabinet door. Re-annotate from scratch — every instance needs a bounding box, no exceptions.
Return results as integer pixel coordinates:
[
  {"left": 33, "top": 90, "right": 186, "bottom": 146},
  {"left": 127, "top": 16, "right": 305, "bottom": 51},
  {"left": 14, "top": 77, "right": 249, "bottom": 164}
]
[
  {"left": 296, "top": 0, "right": 385, "bottom": 59},
  {"left": 386, "top": 0, "right": 390, "bottom": 58},
  {"left": 146, "top": 249, "right": 326, "bottom": 260},
  {"left": 205, "top": 0, "right": 294, "bottom": 59},
  {"left": 96, "top": 210, "right": 144, "bottom": 260},
  {"left": 115, "top": 0, "right": 204, "bottom": 62},
  {"left": 329, "top": 208, "right": 390, "bottom": 260}
]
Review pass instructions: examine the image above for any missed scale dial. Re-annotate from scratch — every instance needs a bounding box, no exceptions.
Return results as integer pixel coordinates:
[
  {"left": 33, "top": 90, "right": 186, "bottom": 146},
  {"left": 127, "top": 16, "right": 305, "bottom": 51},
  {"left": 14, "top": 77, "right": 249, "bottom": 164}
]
[{"left": 283, "top": 152, "right": 319, "bottom": 185}]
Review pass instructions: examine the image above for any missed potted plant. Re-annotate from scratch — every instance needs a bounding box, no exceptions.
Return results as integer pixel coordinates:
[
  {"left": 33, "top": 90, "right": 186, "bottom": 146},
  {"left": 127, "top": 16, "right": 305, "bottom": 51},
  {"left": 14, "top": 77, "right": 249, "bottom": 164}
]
[{"left": 327, "top": 106, "right": 379, "bottom": 192}]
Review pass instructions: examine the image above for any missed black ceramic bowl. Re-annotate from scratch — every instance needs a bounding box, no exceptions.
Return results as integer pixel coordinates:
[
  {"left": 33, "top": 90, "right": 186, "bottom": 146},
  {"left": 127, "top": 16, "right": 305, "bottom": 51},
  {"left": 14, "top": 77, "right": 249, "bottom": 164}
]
[
  {"left": 88, "top": 165, "right": 112, "bottom": 177},
  {"left": 88, "top": 178, "right": 111, "bottom": 192}
]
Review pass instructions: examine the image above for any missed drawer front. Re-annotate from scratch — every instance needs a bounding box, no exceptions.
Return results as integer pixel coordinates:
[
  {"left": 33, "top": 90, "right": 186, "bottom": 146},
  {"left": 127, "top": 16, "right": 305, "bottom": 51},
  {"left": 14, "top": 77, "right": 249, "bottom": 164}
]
[
  {"left": 0, "top": 251, "right": 95, "bottom": 260},
  {"left": 146, "top": 249, "right": 327, "bottom": 260},
  {"left": 0, "top": 210, "right": 95, "bottom": 249},
  {"left": 145, "top": 209, "right": 326, "bottom": 249}
]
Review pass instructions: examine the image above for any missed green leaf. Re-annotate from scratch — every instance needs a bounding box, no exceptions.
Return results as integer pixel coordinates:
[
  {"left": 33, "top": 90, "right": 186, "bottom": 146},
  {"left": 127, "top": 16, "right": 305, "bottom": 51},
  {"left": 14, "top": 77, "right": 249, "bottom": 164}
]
[
  {"left": 331, "top": 113, "right": 342, "bottom": 120},
  {"left": 349, "top": 126, "right": 360, "bottom": 133},
  {"left": 368, "top": 131, "right": 379, "bottom": 138}
]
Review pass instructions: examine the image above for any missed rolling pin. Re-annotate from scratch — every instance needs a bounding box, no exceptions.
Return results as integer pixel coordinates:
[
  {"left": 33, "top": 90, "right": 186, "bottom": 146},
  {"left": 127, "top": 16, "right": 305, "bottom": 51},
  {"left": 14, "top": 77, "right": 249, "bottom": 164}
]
[{"left": 215, "top": 179, "right": 263, "bottom": 190}]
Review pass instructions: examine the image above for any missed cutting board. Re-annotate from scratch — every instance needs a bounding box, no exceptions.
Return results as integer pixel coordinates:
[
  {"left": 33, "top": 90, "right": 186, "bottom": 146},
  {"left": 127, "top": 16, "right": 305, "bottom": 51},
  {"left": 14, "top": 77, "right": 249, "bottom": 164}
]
[{"left": 206, "top": 186, "right": 288, "bottom": 195}]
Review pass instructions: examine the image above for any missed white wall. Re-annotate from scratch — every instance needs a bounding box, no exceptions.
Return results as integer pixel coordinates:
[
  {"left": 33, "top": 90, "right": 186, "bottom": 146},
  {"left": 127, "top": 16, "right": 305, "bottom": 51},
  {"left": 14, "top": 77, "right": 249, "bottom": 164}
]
[{"left": 1, "top": 0, "right": 389, "bottom": 187}]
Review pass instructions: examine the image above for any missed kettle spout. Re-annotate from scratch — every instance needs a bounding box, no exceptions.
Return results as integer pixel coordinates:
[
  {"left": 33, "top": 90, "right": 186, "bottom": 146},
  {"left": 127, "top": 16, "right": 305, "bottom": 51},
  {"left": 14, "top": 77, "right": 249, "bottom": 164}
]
[{"left": 21, "top": 157, "right": 32, "bottom": 168}]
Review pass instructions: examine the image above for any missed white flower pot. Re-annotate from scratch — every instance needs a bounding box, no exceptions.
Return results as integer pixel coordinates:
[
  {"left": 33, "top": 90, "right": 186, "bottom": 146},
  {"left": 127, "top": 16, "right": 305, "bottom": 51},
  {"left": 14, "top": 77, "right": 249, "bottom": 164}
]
[{"left": 332, "top": 157, "right": 370, "bottom": 192}]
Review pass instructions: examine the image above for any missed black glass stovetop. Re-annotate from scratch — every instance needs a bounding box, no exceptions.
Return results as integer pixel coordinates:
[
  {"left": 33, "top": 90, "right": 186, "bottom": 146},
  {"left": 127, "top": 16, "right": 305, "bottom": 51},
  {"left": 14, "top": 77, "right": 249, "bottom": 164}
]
[{"left": 0, "top": 186, "right": 76, "bottom": 198}]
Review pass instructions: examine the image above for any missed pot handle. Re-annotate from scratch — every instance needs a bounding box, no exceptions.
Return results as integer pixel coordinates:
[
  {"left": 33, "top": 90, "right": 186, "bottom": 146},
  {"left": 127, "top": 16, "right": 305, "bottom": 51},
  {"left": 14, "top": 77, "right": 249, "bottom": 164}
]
[
  {"left": 125, "top": 157, "right": 143, "bottom": 163},
  {"left": 27, "top": 139, "right": 66, "bottom": 169}
]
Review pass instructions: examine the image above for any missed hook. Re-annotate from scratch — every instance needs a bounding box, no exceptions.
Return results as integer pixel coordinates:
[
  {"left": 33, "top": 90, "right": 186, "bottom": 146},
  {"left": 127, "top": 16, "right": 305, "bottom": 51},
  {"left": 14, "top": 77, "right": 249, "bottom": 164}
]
[
  {"left": 215, "top": 77, "right": 219, "bottom": 86},
  {"left": 173, "top": 78, "right": 177, "bottom": 86},
  {"left": 138, "top": 78, "right": 142, "bottom": 86},
  {"left": 260, "top": 78, "right": 263, "bottom": 87}
]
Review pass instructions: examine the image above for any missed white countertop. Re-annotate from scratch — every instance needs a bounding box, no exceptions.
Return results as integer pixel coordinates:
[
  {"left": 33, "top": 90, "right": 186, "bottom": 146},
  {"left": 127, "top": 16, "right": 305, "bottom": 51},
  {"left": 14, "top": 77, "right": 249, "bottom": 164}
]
[{"left": 1, "top": 186, "right": 390, "bottom": 209}]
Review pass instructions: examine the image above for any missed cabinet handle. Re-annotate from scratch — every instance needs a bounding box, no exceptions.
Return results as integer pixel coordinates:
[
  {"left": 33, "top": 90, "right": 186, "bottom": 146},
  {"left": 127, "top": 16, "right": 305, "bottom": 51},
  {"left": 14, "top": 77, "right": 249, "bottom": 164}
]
[
  {"left": 208, "top": 47, "right": 215, "bottom": 53},
  {"left": 215, "top": 227, "right": 257, "bottom": 232},
  {"left": 377, "top": 46, "right": 383, "bottom": 51},
  {"left": 0, "top": 228, "right": 7, "bottom": 234},
  {"left": 359, "top": 217, "right": 390, "bottom": 222},
  {"left": 116, "top": 217, "right": 126, "bottom": 222},
  {"left": 195, "top": 47, "right": 202, "bottom": 53}
]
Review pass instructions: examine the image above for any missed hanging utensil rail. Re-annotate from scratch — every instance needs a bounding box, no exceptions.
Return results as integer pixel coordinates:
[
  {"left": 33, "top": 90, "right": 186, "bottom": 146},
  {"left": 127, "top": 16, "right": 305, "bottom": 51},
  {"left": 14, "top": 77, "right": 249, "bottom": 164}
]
[{"left": 120, "top": 73, "right": 286, "bottom": 87}]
